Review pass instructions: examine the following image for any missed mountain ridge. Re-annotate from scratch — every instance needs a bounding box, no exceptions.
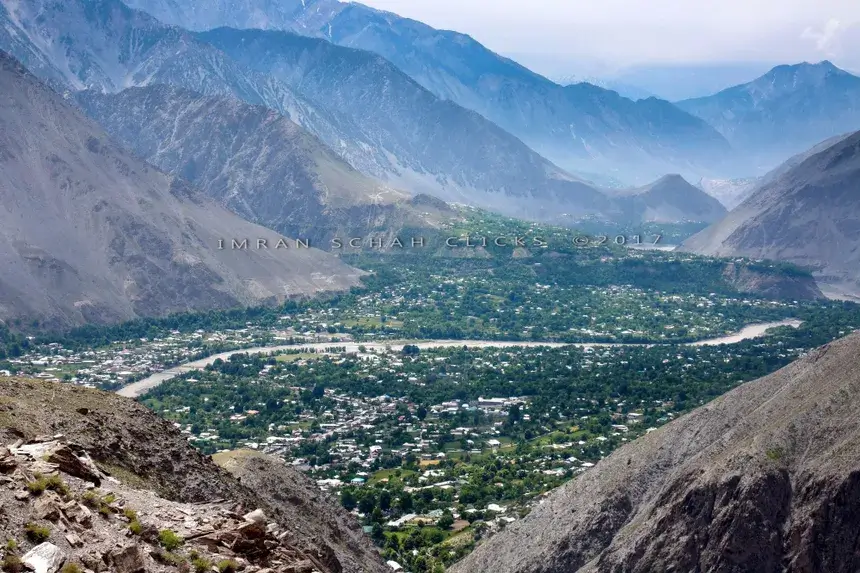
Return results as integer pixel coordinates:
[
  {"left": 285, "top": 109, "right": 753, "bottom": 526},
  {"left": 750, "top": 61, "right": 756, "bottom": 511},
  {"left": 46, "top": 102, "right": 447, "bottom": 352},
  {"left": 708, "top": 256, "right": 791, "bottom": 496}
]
[{"left": 681, "top": 130, "right": 860, "bottom": 292}]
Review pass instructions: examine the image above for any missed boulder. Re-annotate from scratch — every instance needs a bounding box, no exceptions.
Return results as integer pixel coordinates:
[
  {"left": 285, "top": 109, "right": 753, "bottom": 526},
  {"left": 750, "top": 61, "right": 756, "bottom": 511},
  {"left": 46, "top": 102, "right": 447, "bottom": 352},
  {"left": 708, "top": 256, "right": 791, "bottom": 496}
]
[
  {"left": 110, "top": 545, "right": 146, "bottom": 573},
  {"left": 22, "top": 542, "right": 66, "bottom": 573},
  {"left": 34, "top": 490, "right": 63, "bottom": 521},
  {"left": 243, "top": 508, "right": 267, "bottom": 524},
  {"left": 46, "top": 444, "right": 102, "bottom": 486}
]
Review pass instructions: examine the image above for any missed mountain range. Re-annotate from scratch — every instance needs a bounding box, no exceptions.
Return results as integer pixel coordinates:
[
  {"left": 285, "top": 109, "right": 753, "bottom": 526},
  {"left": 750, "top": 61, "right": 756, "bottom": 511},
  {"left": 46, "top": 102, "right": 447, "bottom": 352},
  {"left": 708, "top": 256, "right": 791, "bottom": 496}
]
[
  {"left": 454, "top": 330, "right": 860, "bottom": 573},
  {"left": 0, "top": 50, "right": 362, "bottom": 328},
  {"left": 120, "top": 0, "right": 736, "bottom": 184},
  {"left": 73, "top": 84, "right": 452, "bottom": 245},
  {"left": 678, "top": 61, "right": 860, "bottom": 172},
  {"left": 682, "top": 130, "right": 860, "bottom": 293}
]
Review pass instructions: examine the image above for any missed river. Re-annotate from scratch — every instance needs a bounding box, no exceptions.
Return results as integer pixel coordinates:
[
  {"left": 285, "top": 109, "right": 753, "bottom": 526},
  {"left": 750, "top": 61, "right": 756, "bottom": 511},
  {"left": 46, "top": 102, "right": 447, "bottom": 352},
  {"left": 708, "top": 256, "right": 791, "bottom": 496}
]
[{"left": 117, "top": 319, "right": 803, "bottom": 398}]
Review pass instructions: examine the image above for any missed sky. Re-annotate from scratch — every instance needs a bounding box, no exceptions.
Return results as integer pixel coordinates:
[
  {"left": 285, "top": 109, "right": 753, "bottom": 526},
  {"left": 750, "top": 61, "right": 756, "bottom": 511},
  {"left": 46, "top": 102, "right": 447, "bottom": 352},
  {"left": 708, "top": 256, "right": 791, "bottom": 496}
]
[{"left": 354, "top": 0, "right": 860, "bottom": 76}]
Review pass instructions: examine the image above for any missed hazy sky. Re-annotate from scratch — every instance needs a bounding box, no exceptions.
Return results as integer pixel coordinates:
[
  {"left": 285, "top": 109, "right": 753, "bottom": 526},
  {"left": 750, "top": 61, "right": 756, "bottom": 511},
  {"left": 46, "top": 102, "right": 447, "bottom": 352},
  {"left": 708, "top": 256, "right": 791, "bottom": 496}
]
[{"left": 355, "top": 0, "right": 860, "bottom": 75}]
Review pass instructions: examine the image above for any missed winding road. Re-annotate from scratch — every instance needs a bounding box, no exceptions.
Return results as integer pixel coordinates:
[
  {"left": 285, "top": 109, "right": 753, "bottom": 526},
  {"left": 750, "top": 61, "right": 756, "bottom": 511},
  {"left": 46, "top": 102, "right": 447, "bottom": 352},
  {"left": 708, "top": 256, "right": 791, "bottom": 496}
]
[{"left": 117, "top": 319, "right": 803, "bottom": 398}]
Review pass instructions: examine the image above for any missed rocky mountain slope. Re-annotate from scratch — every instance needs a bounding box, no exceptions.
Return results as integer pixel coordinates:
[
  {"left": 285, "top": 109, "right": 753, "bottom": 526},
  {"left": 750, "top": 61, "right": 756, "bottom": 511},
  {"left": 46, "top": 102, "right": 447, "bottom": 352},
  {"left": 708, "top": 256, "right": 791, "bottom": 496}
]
[
  {"left": 697, "top": 178, "right": 760, "bottom": 210},
  {"left": 605, "top": 174, "right": 727, "bottom": 224},
  {"left": 0, "top": 50, "right": 363, "bottom": 328},
  {"left": 681, "top": 130, "right": 860, "bottom": 291},
  {"left": 678, "top": 61, "right": 860, "bottom": 172},
  {"left": 194, "top": 27, "right": 613, "bottom": 219},
  {"left": 0, "top": 376, "right": 388, "bottom": 573},
  {"left": 73, "top": 84, "right": 454, "bottom": 245},
  {"left": 453, "top": 330, "right": 860, "bottom": 573},
  {"left": 0, "top": 0, "right": 620, "bottom": 222},
  {"left": 123, "top": 0, "right": 734, "bottom": 184}
]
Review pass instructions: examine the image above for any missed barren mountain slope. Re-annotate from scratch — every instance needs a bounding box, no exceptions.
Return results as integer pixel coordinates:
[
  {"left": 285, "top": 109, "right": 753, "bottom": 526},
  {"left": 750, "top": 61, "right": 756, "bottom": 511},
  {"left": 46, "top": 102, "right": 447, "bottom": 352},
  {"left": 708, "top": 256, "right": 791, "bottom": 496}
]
[
  {"left": 681, "top": 130, "right": 860, "bottom": 290},
  {"left": 453, "top": 331, "right": 860, "bottom": 573},
  {"left": 75, "top": 85, "right": 454, "bottom": 245},
  {"left": 0, "top": 51, "right": 362, "bottom": 328},
  {"left": 0, "top": 376, "right": 388, "bottom": 573}
]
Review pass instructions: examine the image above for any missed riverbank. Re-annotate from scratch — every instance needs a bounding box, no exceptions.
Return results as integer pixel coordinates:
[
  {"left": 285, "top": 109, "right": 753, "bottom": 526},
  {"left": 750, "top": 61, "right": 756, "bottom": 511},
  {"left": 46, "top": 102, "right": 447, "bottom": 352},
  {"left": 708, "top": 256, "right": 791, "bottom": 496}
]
[{"left": 117, "top": 319, "right": 803, "bottom": 398}]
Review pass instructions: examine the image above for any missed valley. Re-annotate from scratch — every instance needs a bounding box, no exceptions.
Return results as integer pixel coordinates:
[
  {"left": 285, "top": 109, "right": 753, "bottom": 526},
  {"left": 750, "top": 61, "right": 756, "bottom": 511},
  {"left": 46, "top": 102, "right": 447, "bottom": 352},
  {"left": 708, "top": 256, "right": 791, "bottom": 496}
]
[{"left": 0, "top": 1, "right": 859, "bottom": 572}]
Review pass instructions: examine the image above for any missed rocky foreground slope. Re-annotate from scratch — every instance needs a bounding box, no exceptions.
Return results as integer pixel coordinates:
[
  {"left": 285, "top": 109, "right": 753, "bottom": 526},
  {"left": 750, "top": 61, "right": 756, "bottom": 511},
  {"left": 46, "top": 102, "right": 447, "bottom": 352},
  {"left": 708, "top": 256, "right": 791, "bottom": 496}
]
[
  {"left": 453, "top": 331, "right": 860, "bottom": 573},
  {"left": 0, "top": 376, "right": 387, "bottom": 573}
]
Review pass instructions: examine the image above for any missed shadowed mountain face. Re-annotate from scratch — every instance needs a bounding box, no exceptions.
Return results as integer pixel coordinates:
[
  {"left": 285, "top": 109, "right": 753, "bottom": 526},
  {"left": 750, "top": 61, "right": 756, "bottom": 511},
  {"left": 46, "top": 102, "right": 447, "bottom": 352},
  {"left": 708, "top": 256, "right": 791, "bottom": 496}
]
[
  {"left": 453, "top": 331, "right": 860, "bottom": 573},
  {"left": 0, "top": 50, "right": 363, "bottom": 328},
  {"left": 121, "top": 0, "right": 734, "bottom": 184},
  {"left": 681, "top": 131, "right": 860, "bottom": 291},
  {"left": 678, "top": 62, "right": 860, "bottom": 172},
  {"left": 73, "top": 85, "right": 452, "bottom": 246}
]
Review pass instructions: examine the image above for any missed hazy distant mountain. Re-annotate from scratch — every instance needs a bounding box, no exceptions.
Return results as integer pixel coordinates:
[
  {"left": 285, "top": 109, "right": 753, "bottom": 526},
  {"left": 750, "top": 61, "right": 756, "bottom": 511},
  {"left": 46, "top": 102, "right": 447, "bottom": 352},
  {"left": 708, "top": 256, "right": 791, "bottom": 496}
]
[
  {"left": 0, "top": 51, "right": 362, "bottom": 328},
  {"left": 697, "top": 178, "right": 760, "bottom": 209},
  {"left": 550, "top": 75, "right": 654, "bottom": 101},
  {"left": 678, "top": 62, "right": 860, "bottom": 172},
  {"left": 611, "top": 61, "right": 778, "bottom": 101},
  {"left": 606, "top": 174, "right": 727, "bottom": 224},
  {"left": 682, "top": 131, "right": 860, "bottom": 290},
  {"left": 122, "top": 0, "right": 734, "bottom": 184},
  {"left": 74, "top": 84, "right": 458, "bottom": 245},
  {"left": 195, "top": 27, "right": 614, "bottom": 219}
]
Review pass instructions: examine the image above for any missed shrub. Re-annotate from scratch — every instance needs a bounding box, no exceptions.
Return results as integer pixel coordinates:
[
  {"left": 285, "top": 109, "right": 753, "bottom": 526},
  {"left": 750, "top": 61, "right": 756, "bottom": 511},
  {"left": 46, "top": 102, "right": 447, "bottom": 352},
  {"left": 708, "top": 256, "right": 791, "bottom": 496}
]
[
  {"left": 1, "top": 554, "right": 23, "bottom": 573},
  {"left": 44, "top": 475, "right": 69, "bottom": 496},
  {"left": 123, "top": 508, "right": 138, "bottom": 521},
  {"left": 191, "top": 557, "right": 211, "bottom": 573},
  {"left": 217, "top": 560, "right": 239, "bottom": 573},
  {"left": 128, "top": 520, "right": 143, "bottom": 535},
  {"left": 60, "top": 565, "right": 82, "bottom": 573},
  {"left": 4, "top": 539, "right": 16, "bottom": 552},
  {"left": 24, "top": 523, "right": 50, "bottom": 543},
  {"left": 157, "top": 529, "right": 184, "bottom": 551},
  {"left": 24, "top": 480, "right": 46, "bottom": 495},
  {"left": 80, "top": 491, "right": 100, "bottom": 508}
]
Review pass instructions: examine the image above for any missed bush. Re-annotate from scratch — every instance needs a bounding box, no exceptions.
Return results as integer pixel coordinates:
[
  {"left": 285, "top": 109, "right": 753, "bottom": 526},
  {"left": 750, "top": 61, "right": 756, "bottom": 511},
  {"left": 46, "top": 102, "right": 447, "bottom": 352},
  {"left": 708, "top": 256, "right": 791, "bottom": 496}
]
[
  {"left": 217, "top": 560, "right": 239, "bottom": 573},
  {"left": 1, "top": 554, "right": 23, "bottom": 573},
  {"left": 24, "top": 523, "right": 50, "bottom": 543},
  {"left": 128, "top": 520, "right": 143, "bottom": 535},
  {"left": 25, "top": 480, "right": 46, "bottom": 495},
  {"left": 157, "top": 529, "right": 184, "bottom": 551},
  {"left": 60, "top": 565, "right": 82, "bottom": 573},
  {"left": 191, "top": 557, "right": 211, "bottom": 573},
  {"left": 123, "top": 508, "right": 138, "bottom": 521},
  {"left": 4, "top": 539, "right": 16, "bottom": 551}
]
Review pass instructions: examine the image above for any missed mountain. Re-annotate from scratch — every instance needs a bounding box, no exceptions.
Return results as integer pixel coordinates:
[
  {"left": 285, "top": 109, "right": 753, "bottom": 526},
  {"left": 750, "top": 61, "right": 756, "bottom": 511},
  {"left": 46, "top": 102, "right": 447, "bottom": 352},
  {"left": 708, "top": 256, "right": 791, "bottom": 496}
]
[
  {"left": 550, "top": 75, "right": 654, "bottom": 101},
  {"left": 697, "top": 177, "right": 760, "bottom": 209},
  {"left": 121, "top": 0, "right": 734, "bottom": 184},
  {"left": 678, "top": 61, "right": 860, "bottom": 172},
  {"left": 611, "top": 61, "right": 778, "bottom": 101},
  {"left": 0, "top": 0, "right": 617, "bottom": 222},
  {"left": 681, "top": 131, "right": 860, "bottom": 291},
  {"left": 193, "top": 27, "right": 613, "bottom": 219},
  {"left": 0, "top": 50, "right": 362, "bottom": 328},
  {"left": 605, "top": 174, "right": 727, "bottom": 224},
  {"left": 0, "top": 376, "right": 388, "bottom": 573},
  {"left": 73, "top": 84, "right": 454, "bottom": 245},
  {"left": 453, "top": 330, "right": 860, "bottom": 573}
]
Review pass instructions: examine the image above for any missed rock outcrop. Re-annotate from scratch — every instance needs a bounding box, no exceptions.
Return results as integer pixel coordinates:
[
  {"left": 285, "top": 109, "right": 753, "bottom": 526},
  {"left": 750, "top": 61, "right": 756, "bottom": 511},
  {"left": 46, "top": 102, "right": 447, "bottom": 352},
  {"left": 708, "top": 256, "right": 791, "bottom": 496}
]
[{"left": 453, "top": 331, "right": 860, "bottom": 573}]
